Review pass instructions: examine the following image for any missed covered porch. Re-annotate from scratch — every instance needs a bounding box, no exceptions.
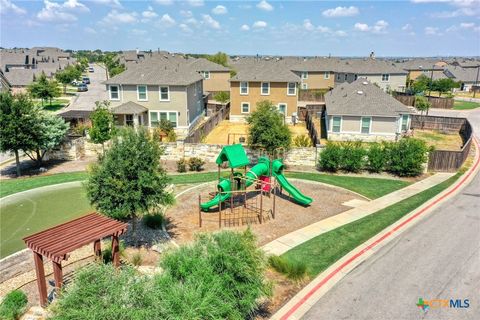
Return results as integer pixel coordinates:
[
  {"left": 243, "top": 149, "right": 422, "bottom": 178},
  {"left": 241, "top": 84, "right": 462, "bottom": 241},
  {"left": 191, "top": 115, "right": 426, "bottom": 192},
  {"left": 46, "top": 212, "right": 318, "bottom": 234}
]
[{"left": 111, "top": 101, "right": 148, "bottom": 127}]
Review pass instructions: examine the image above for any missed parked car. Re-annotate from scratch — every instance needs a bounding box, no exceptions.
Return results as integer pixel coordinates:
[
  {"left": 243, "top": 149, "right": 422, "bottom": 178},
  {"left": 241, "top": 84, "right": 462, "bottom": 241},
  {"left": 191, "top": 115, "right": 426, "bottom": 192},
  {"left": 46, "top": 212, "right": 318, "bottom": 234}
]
[
  {"left": 88, "top": 67, "right": 94, "bottom": 72},
  {"left": 82, "top": 76, "right": 90, "bottom": 84},
  {"left": 71, "top": 79, "right": 82, "bottom": 86},
  {"left": 77, "top": 84, "right": 88, "bottom": 92}
]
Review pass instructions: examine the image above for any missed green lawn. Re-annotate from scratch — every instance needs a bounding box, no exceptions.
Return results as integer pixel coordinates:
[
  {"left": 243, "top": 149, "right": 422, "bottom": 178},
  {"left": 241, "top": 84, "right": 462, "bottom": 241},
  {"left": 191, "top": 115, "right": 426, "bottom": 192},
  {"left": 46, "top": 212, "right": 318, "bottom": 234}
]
[
  {"left": 453, "top": 100, "right": 480, "bottom": 110},
  {"left": 34, "top": 98, "right": 70, "bottom": 112},
  {"left": 285, "top": 172, "right": 411, "bottom": 199},
  {"left": 282, "top": 173, "right": 460, "bottom": 277},
  {"left": 1, "top": 171, "right": 409, "bottom": 199}
]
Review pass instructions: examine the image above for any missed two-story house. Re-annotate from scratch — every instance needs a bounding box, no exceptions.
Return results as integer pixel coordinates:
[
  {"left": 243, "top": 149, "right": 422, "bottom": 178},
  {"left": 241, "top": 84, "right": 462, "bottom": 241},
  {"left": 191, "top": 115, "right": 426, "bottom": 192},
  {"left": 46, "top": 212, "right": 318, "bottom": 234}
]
[
  {"left": 285, "top": 57, "right": 337, "bottom": 90},
  {"left": 333, "top": 59, "right": 408, "bottom": 92},
  {"left": 229, "top": 62, "right": 300, "bottom": 123},
  {"left": 187, "top": 58, "right": 231, "bottom": 93},
  {"left": 104, "top": 61, "right": 204, "bottom": 138}
]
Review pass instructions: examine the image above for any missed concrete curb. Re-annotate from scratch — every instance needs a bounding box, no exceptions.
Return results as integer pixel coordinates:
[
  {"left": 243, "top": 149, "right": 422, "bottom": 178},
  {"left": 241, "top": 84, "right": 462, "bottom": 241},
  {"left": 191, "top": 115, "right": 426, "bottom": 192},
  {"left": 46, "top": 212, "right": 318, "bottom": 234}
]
[{"left": 270, "top": 137, "right": 479, "bottom": 320}]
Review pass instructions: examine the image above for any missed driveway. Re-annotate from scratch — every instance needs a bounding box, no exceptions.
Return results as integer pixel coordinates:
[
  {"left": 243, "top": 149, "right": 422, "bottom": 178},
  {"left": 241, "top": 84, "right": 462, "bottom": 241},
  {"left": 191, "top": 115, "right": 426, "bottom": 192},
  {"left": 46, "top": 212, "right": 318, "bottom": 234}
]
[
  {"left": 302, "top": 108, "right": 480, "bottom": 320},
  {"left": 61, "top": 63, "right": 108, "bottom": 112}
]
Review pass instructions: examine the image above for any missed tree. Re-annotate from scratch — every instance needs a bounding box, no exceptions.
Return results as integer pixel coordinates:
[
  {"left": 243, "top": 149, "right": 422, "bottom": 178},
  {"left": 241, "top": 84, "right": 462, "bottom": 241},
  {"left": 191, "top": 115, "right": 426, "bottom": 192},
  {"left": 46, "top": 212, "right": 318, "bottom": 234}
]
[
  {"left": 246, "top": 100, "right": 292, "bottom": 152},
  {"left": 55, "top": 65, "right": 81, "bottom": 93},
  {"left": 89, "top": 101, "right": 115, "bottom": 153},
  {"left": 0, "top": 93, "right": 38, "bottom": 176},
  {"left": 206, "top": 52, "right": 228, "bottom": 67},
  {"left": 415, "top": 95, "right": 432, "bottom": 124},
  {"left": 27, "top": 73, "right": 60, "bottom": 106},
  {"left": 411, "top": 75, "right": 432, "bottom": 95},
  {"left": 24, "top": 112, "right": 68, "bottom": 167},
  {"left": 432, "top": 78, "right": 460, "bottom": 96},
  {"left": 85, "top": 127, "right": 174, "bottom": 244},
  {"left": 213, "top": 91, "right": 230, "bottom": 104}
]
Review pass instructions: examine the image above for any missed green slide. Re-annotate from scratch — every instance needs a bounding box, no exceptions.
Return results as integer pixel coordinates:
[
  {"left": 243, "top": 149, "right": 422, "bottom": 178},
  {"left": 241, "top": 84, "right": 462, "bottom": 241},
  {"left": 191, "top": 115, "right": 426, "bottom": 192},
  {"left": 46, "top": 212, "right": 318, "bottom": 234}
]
[
  {"left": 200, "top": 159, "right": 270, "bottom": 211},
  {"left": 272, "top": 159, "right": 313, "bottom": 206}
]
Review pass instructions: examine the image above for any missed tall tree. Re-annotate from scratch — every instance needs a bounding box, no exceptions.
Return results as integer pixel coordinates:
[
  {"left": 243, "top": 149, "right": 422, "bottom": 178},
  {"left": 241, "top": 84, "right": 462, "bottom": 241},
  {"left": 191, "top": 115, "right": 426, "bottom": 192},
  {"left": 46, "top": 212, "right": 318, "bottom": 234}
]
[
  {"left": 247, "top": 100, "right": 292, "bottom": 153},
  {"left": 89, "top": 101, "right": 115, "bottom": 153},
  {"left": 432, "top": 78, "right": 460, "bottom": 97},
  {"left": 0, "top": 93, "right": 39, "bottom": 176},
  {"left": 206, "top": 52, "right": 228, "bottom": 67},
  {"left": 85, "top": 127, "right": 174, "bottom": 244},
  {"left": 55, "top": 66, "right": 81, "bottom": 94},
  {"left": 27, "top": 73, "right": 60, "bottom": 106}
]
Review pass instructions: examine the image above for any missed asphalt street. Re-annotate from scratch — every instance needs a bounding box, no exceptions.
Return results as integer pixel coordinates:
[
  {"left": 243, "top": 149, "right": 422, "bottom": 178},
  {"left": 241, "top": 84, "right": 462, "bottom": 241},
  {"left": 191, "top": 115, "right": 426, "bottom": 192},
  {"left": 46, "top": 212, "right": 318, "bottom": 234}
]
[{"left": 303, "top": 108, "right": 480, "bottom": 320}]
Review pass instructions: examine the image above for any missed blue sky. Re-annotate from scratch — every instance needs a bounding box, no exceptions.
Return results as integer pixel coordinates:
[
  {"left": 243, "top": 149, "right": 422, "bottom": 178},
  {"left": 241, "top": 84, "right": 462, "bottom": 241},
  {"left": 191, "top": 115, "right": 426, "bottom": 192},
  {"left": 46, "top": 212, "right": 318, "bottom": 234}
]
[{"left": 1, "top": 0, "right": 479, "bottom": 56}]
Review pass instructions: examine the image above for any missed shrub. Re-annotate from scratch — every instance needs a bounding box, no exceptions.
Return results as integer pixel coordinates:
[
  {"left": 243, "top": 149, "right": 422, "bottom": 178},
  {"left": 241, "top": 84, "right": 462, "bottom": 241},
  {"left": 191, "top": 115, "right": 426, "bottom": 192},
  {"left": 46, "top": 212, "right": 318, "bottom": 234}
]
[
  {"left": 176, "top": 158, "right": 187, "bottom": 173},
  {"left": 167, "top": 130, "right": 177, "bottom": 142},
  {"left": 143, "top": 213, "right": 164, "bottom": 230},
  {"left": 0, "top": 290, "right": 28, "bottom": 320},
  {"left": 340, "top": 141, "right": 366, "bottom": 173},
  {"left": 130, "top": 252, "right": 143, "bottom": 266},
  {"left": 386, "top": 138, "right": 429, "bottom": 177},
  {"left": 188, "top": 157, "right": 205, "bottom": 172},
  {"left": 367, "top": 142, "right": 386, "bottom": 173},
  {"left": 268, "top": 255, "right": 308, "bottom": 281},
  {"left": 293, "top": 134, "right": 312, "bottom": 147},
  {"left": 213, "top": 91, "right": 230, "bottom": 104},
  {"left": 318, "top": 142, "right": 342, "bottom": 172},
  {"left": 102, "top": 240, "right": 126, "bottom": 264}
]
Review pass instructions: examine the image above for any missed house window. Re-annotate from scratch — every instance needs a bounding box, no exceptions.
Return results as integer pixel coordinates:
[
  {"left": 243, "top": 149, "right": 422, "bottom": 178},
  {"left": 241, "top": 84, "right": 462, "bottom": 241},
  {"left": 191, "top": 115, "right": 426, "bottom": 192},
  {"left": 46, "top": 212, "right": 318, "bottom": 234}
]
[
  {"left": 344, "top": 74, "right": 348, "bottom": 81},
  {"left": 150, "top": 111, "right": 178, "bottom": 127},
  {"left": 160, "top": 86, "right": 169, "bottom": 101},
  {"left": 109, "top": 85, "right": 119, "bottom": 100},
  {"left": 332, "top": 116, "right": 341, "bottom": 133},
  {"left": 261, "top": 82, "right": 270, "bottom": 95},
  {"left": 401, "top": 114, "right": 409, "bottom": 131},
  {"left": 302, "top": 83, "right": 308, "bottom": 90},
  {"left": 125, "top": 114, "right": 134, "bottom": 126},
  {"left": 301, "top": 72, "right": 308, "bottom": 79},
  {"left": 137, "top": 85, "right": 147, "bottom": 101},
  {"left": 361, "top": 117, "right": 371, "bottom": 134},
  {"left": 278, "top": 103, "right": 287, "bottom": 115},
  {"left": 337, "top": 74, "right": 341, "bottom": 80},
  {"left": 324, "top": 72, "right": 330, "bottom": 79},
  {"left": 354, "top": 74, "right": 358, "bottom": 81},
  {"left": 287, "top": 82, "right": 296, "bottom": 95},
  {"left": 382, "top": 74, "right": 390, "bottom": 82},
  {"left": 241, "top": 102, "right": 250, "bottom": 114},
  {"left": 202, "top": 71, "right": 210, "bottom": 79},
  {"left": 240, "top": 82, "right": 248, "bottom": 95}
]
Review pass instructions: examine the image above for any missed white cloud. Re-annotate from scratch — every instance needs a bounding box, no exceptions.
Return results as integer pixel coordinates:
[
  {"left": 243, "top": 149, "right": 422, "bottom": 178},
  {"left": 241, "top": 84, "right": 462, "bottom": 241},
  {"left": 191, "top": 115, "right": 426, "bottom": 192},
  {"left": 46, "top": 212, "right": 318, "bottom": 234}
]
[
  {"left": 179, "top": 23, "right": 193, "bottom": 33},
  {"left": 62, "top": 0, "right": 89, "bottom": 12},
  {"left": 354, "top": 20, "right": 389, "bottom": 34},
  {"left": 187, "top": 0, "right": 204, "bottom": 7},
  {"left": 402, "top": 23, "right": 413, "bottom": 31},
  {"left": 0, "top": 0, "right": 27, "bottom": 15},
  {"left": 241, "top": 24, "right": 250, "bottom": 31},
  {"left": 130, "top": 28, "right": 147, "bottom": 35},
  {"left": 460, "top": 22, "right": 475, "bottom": 28},
  {"left": 158, "top": 13, "right": 176, "bottom": 27},
  {"left": 212, "top": 5, "right": 227, "bottom": 15},
  {"left": 91, "top": 0, "right": 122, "bottom": 8},
  {"left": 317, "top": 26, "right": 331, "bottom": 33},
  {"left": 303, "top": 19, "right": 315, "bottom": 31},
  {"left": 335, "top": 30, "right": 348, "bottom": 37},
  {"left": 202, "top": 14, "right": 220, "bottom": 29},
  {"left": 431, "top": 7, "right": 477, "bottom": 18},
  {"left": 84, "top": 26, "right": 97, "bottom": 34},
  {"left": 185, "top": 17, "right": 198, "bottom": 26},
  {"left": 256, "top": 0, "right": 273, "bottom": 11},
  {"left": 252, "top": 20, "right": 267, "bottom": 28},
  {"left": 155, "top": 0, "right": 173, "bottom": 5},
  {"left": 424, "top": 26, "right": 440, "bottom": 35},
  {"left": 180, "top": 10, "right": 193, "bottom": 18},
  {"left": 322, "top": 6, "right": 359, "bottom": 17},
  {"left": 37, "top": 1, "right": 77, "bottom": 22},
  {"left": 100, "top": 10, "right": 137, "bottom": 25},
  {"left": 142, "top": 7, "right": 158, "bottom": 19}
]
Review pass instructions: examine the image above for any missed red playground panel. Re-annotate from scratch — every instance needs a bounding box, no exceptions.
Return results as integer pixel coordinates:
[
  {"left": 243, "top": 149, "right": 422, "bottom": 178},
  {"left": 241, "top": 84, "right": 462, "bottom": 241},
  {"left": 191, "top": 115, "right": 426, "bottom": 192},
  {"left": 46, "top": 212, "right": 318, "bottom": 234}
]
[{"left": 259, "top": 176, "right": 271, "bottom": 192}]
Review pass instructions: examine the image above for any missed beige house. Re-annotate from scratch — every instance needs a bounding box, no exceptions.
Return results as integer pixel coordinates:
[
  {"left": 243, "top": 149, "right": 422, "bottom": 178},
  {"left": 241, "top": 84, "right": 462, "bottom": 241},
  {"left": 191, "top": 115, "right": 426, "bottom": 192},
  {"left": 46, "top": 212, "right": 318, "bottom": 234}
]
[
  {"left": 325, "top": 79, "right": 412, "bottom": 142},
  {"left": 285, "top": 58, "right": 337, "bottom": 90},
  {"left": 187, "top": 58, "right": 231, "bottom": 93},
  {"left": 229, "top": 62, "right": 300, "bottom": 123},
  {"left": 104, "top": 61, "right": 204, "bottom": 138}
]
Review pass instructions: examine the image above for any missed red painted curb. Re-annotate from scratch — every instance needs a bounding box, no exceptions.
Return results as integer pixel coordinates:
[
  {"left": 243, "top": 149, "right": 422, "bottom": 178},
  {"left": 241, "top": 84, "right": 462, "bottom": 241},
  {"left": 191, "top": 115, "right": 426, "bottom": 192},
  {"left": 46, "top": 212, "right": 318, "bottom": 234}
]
[{"left": 280, "top": 137, "right": 480, "bottom": 320}]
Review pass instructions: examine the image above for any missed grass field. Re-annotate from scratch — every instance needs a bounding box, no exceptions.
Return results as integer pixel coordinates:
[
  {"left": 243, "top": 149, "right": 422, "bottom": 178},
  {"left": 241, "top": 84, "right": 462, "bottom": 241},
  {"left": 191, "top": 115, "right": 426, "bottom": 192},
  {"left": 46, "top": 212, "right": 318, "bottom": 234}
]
[
  {"left": 34, "top": 98, "right": 71, "bottom": 112},
  {"left": 413, "top": 129, "right": 463, "bottom": 150},
  {"left": 453, "top": 100, "right": 480, "bottom": 110},
  {"left": 282, "top": 173, "right": 460, "bottom": 277}
]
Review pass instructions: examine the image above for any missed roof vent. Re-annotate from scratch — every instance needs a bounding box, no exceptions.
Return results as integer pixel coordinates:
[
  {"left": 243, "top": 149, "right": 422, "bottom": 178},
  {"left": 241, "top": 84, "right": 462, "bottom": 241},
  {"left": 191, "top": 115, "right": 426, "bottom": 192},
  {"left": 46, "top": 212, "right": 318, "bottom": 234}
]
[
  {"left": 357, "top": 90, "right": 364, "bottom": 95},
  {"left": 362, "top": 81, "right": 368, "bottom": 85}
]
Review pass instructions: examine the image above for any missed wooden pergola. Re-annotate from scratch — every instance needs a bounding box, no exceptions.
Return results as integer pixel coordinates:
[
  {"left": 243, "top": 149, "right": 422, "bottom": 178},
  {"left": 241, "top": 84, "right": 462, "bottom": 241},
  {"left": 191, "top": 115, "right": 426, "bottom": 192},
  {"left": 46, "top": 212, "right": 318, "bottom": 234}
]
[{"left": 23, "top": 213, "right": 128, "bottom": 306}]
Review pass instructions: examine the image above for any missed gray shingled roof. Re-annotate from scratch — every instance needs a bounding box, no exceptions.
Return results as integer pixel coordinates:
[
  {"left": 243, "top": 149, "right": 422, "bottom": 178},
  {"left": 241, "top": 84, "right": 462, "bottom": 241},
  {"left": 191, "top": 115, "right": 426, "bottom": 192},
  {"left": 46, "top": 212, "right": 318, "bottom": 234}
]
[
  {"left": 444, "top": 66, "right": 479, "bottom": 82},
  {"left": 333, "top": 59, "right": 408, "bottom": 75},
  {"left": 111, "top": 101, "right": 147, "bottom": 114},
  {"left": 187, "top": 58, "right": 230, "bottom": 72},
  {"left": 325, "top": 79, "right": 412, "bottom": 117},
  {"left": 104, "top": 59, "right": 203, "bottom": 86},
  {"left": 396, "top": 59, "right": 445, "bottom": 71},
  {"left": 4, "top": 69, "right": 38, "bottom": 86},
  {"left": 230, "top": 61, "right": 300, "bottom": 82}
]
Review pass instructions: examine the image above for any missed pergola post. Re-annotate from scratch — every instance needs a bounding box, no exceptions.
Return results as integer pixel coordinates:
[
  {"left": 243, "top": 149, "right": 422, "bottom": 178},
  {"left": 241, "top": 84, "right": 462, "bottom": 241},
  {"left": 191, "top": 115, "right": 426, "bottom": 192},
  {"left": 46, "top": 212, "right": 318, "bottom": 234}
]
[
  {"left": 94, "top": 239, "right": 102, "bottom": 260},
  {"left": 111, "top": 235, "right": 120, "bottom": 267},
  {"left": 52, "top": 261, "right": 63, "bottom": 290},
  {"left": 33, "top": 252, "right": 48, "bottom": 307}
]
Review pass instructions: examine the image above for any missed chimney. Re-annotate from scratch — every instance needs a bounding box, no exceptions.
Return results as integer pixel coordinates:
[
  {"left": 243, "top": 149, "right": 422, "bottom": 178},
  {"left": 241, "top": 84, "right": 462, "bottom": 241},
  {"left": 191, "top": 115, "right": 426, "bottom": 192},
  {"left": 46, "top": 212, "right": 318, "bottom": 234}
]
[
  {"left": 136, "top": 48, "right": 139, "bottom": 54},
  {"left": 369, "top": 51, "right": 375, "bottom": 59}
]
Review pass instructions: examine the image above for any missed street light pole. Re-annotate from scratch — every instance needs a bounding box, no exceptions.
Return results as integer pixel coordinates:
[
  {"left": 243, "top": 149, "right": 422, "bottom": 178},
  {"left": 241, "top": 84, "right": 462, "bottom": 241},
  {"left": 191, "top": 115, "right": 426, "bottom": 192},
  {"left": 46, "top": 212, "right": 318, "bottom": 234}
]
[{"left": 474, "top": 65, "right": 479, "bottom": 99}]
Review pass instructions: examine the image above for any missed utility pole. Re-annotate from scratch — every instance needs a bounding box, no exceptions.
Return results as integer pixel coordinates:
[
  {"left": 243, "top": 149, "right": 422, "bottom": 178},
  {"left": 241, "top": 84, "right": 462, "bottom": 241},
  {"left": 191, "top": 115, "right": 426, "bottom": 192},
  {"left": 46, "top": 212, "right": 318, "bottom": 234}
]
[
  {"left": 474, "top": 65, "right": 479, "bottom": 99},
  {"left": 428, "top": 64, "right": 434, "bottom": 97}
]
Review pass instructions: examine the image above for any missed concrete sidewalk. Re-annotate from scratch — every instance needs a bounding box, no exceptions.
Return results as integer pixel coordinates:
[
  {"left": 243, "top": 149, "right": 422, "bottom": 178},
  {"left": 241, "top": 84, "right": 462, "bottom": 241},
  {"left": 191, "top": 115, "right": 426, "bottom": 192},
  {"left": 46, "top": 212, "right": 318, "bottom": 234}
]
[{"left": 262, "top": 172, "right": 455, "bottom": 256}]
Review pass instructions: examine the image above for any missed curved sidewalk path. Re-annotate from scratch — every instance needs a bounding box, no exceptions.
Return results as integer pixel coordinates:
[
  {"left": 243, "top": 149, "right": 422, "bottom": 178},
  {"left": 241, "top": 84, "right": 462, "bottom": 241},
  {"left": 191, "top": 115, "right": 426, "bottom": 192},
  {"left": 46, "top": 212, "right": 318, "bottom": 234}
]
[{"left": 262, "top": 172, "right": 455, "bottom": 256}]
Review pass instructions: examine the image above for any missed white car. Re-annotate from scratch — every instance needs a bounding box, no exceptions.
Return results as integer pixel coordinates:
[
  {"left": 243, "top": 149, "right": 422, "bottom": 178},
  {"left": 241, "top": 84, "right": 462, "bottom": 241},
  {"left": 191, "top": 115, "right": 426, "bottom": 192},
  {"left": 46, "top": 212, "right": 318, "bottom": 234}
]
[{"left": 88, "top": 67, "right": 94, "bottom": 72}]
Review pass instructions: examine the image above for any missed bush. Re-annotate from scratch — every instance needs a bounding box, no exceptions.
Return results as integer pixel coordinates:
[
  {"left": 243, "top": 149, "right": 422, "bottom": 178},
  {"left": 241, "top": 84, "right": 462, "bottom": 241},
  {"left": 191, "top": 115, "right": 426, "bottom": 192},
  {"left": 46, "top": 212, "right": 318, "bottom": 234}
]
[
  {"left": 143, "top": 213, "right": 164, "bottom": 229},
  {"left": 386, "top": 138, "right": 429, "bottom": 177},
  {"left": 166, "top": 130, "right": 177, "bottom": 142},
  {"left": 268, "top": 255, "right": 308, "bottom": 281},
  {"left": 0, "top": 290, "right": 28, "bottom": 320},
  {"left": 318, "top": 142, "right": 342, "bottom": 172},
  {"left": 130, "top": 252, "right": 143, "bottom": 266},
  {"left": 340, "top": 141, "right": 365, "bottom": 173},
  {"left": 367, "top": 143, "right": 386, "bottom": 173},
  {"left": 188, "top": 157, "right": 205, "bottom": 171},
  {"left": 176, "top": 158, "right": 187, "bottom": 173},
  {"left": 293, "top": 134, "right": 312, "bottom": 147},
  {"left": 213, "top": 91, "right": 230, "bottom": 104}
]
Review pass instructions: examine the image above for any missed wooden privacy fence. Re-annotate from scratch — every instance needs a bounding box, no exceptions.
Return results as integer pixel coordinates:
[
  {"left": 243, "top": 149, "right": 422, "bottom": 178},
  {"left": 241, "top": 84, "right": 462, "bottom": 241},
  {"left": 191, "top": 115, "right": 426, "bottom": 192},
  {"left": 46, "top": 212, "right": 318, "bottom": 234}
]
[
  {"left": 305, "top": 110, "right": 320, "bottom": 146},
  {"left": 411, "top": 115, "right": 473, "bottom": 172},
  {"left": 393, "top": 92, "right": 454, "bottom": 109},
  {"left": 184, "top": 104, "right": 230, "bottom": 143}
]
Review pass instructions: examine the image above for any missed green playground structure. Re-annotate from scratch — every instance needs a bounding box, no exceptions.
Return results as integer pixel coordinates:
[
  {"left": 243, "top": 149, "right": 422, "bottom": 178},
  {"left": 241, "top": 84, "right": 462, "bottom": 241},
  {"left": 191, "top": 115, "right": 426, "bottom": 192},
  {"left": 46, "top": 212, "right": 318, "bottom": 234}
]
[{"left": 199, "top": 144, "right": 313, "bottom": 211}]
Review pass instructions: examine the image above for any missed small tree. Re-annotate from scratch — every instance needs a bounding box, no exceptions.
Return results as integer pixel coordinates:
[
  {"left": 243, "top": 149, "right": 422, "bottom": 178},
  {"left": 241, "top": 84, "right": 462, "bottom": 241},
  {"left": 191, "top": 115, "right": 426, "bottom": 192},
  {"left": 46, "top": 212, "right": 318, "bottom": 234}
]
[
  {"left": 85, "top": 127, "right": 174, "bottom": 244},
  {"left": 432, "top": 78, "right": 460, "bottom": 97},
  {"left": 89, "top": 101, "right": 115, "bottom": 153},
  {"left": 27, "top": 73, "right": 60, "bottom": 106},
  {"left": 246, "top": 100, "right": 291, "bottom": 152},
  {"left": 411, "top": 75, "right": 432, "bottom": 95},
  {"left": 415, "top": 96, "right": 432, "bottom": 126},
  {"left": 0, "top": 93, "right": 39, "bottom": 176},
  {"left": 213, "top": 91, "right": 230, "bottom": 104},
  {"left": 55, "top": 65, "right": 81, "bottom": 93}
]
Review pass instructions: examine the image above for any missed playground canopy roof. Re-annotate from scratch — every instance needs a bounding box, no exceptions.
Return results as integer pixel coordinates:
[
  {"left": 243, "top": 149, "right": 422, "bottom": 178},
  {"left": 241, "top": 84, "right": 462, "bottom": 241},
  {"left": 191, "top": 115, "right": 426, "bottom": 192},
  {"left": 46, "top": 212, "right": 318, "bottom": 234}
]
[{"left": 215, "top": 144, "right": 250, "bottom": 168}]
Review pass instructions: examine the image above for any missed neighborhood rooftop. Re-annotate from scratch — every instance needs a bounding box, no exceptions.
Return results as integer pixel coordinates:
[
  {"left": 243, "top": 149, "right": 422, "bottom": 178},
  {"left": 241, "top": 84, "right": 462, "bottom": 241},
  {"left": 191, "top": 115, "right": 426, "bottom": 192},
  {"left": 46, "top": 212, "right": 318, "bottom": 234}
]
[{"left": 230, "top": 60, "right": 301, "bottom": 82}]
